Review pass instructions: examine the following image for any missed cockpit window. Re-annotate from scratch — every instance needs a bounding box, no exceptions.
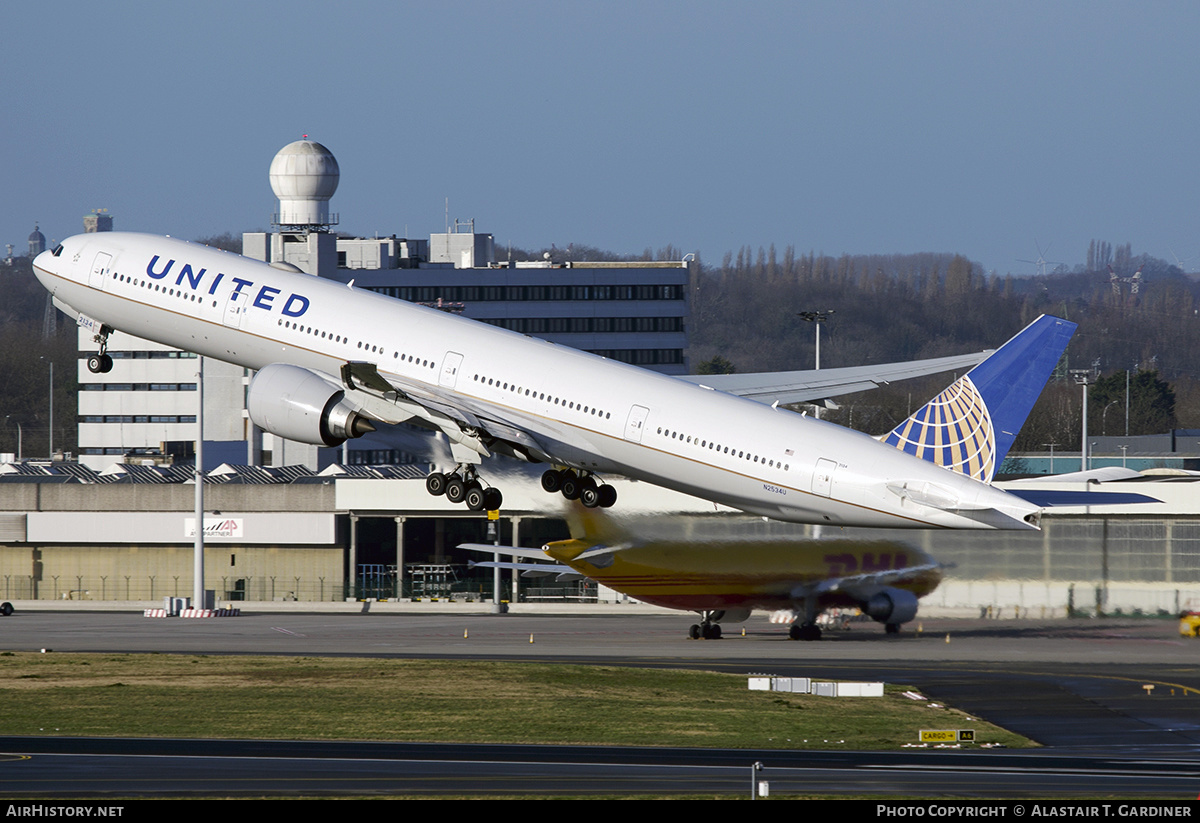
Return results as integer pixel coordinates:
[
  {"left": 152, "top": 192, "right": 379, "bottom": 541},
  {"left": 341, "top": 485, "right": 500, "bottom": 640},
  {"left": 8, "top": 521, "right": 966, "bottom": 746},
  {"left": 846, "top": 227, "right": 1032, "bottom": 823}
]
[{"left": 51, "top": 244, "right": 64, "bottom": 257}]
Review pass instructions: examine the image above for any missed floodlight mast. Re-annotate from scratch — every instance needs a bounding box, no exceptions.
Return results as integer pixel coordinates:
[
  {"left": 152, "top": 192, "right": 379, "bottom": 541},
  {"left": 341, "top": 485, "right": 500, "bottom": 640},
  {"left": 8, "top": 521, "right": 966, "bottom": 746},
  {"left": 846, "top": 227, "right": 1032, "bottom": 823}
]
[
  {"left": 1071, "top": 369, "right": 1093, "bottom": 471},
  {"left": 798, "top": 310, "right": 835, "bottom": 370},
  {"left": 194, "top": 356, "right": 204, "bottom": 609}
]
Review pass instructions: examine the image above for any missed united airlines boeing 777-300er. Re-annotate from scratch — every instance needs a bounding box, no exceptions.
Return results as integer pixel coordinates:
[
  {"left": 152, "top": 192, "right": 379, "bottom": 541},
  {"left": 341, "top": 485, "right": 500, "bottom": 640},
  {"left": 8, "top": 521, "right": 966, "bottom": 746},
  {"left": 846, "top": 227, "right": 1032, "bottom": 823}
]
[{"left": 35, "top": 232, "right": 1076, "bottom": 530}]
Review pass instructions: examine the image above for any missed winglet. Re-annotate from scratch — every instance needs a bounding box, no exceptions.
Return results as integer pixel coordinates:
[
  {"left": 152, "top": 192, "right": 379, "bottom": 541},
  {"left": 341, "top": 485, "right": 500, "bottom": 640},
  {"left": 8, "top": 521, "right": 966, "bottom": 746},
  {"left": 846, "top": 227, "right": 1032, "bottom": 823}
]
[{"left": 882, "top": 315, "right": 1076, "bottom": 483}]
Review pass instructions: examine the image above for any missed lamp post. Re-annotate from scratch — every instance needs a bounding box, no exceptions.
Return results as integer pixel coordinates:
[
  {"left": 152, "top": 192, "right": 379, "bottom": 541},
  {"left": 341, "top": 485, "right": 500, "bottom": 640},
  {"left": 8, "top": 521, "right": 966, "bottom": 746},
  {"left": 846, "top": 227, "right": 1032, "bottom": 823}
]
[
  {"left": 1071, "top": 369, "right": 1093, "bottom": 471},
  {"left": 798, "top": 310, "right": 834, "bottom": 423},
  {"left": 797, "top": 310, "right": 835, "bottom": 370},
  {"left": 39, "top": 357, "right": 53, "bottom": 458}
]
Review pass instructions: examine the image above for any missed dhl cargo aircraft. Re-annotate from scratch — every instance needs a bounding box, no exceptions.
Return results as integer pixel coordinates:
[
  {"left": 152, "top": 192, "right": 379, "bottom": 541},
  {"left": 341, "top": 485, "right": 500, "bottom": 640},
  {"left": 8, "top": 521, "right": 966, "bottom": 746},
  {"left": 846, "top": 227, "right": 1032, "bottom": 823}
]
[
  {"left": 35, "top": 232, "right": 1079, "bottom": 528},
  {"left": 463, "top": 508, "right": 940, "bottom": 640}
]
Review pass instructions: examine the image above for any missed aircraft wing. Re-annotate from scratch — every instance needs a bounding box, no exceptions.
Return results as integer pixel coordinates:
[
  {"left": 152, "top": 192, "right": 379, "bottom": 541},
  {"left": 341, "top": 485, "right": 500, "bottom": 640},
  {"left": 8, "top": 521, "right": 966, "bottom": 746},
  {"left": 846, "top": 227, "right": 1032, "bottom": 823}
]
[
  {"left": 807, "top": 562, "right": 943, "bottom": 597},
  {"left": 342, "top": 362, "right": 552, "bottom": 461},
  {"left": 675, "top": 351, "right": 990, "bottom": 406}
]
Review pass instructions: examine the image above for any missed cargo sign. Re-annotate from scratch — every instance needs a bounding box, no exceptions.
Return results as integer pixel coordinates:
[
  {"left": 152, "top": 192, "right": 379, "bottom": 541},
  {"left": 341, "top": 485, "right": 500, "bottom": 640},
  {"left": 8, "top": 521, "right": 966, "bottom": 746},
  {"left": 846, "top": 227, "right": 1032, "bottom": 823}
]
[
  {"left": 920, "top": 729, "right": 975, "bottom": 743},
  {"left": 184, "top": 518, "right": 244, "bottom": 539}
]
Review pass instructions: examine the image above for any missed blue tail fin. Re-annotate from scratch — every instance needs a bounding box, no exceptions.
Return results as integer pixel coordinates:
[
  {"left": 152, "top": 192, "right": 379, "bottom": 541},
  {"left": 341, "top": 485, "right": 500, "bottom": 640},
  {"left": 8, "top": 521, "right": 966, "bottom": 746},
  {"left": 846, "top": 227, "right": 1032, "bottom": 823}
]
[{"left": 882, "top": 315, "right": 1076, "bottom": 483}]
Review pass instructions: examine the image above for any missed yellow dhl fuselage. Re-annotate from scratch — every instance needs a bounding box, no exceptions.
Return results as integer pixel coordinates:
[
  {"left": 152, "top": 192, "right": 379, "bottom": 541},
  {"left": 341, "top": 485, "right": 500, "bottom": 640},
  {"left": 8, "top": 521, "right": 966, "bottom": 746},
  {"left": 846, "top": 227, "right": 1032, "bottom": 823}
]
[{"left": 541, "top": 537, "right": 941, "bottom": 612}]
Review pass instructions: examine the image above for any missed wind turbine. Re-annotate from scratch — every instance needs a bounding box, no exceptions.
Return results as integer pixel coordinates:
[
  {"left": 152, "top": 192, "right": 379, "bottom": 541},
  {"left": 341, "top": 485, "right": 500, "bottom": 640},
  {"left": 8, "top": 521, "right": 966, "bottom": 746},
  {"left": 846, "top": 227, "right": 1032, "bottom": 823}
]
[{"left": 1018, "top": 240, "right": 1064, "bottom": 277}]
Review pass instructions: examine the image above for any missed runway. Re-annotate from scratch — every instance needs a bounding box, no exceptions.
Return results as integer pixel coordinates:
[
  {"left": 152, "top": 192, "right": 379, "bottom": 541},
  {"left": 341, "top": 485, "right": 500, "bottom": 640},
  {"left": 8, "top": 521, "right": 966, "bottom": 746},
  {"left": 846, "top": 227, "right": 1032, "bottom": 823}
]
[{"left": 1, "top": 611, "right": 1198, "bottom": 796}]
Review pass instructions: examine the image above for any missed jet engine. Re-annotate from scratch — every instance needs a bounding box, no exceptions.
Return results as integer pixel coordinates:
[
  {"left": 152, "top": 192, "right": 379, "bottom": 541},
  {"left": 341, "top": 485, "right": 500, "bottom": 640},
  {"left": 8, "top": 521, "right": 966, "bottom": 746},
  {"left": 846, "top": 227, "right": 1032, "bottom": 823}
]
[
  {"left": 862, "top": 587, "right": 919, "bottom": 625},
  {"left": 247, "top": 363, "right": 376, "bottom": 447}
]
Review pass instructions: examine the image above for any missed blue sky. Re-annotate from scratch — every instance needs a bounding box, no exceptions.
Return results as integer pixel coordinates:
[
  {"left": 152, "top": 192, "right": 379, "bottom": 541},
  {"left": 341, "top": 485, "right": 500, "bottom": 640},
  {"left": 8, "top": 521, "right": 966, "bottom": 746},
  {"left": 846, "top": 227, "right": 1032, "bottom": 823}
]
[{"left": 5, "top": 0, "right": 1198, "bottom": 275}]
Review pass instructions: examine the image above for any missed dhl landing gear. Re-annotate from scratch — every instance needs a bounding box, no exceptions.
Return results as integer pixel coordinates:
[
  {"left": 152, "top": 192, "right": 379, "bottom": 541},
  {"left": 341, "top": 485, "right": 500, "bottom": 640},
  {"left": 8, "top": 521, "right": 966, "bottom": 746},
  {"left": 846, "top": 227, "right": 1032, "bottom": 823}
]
[
  {"left": 425, "top": 466, "right": 502, "bottom": 512},
  {"left": 688, "top": 611, "right": 723, "bottom": 640},
  {"left": 788, "top": 623, "right": 822, "bottom": 641},
  {"left": 789, "top": 598, "right": 822, "bottom": 640},
  {"left": 540, "top": 468, "right": 617, "bottom": 508}
]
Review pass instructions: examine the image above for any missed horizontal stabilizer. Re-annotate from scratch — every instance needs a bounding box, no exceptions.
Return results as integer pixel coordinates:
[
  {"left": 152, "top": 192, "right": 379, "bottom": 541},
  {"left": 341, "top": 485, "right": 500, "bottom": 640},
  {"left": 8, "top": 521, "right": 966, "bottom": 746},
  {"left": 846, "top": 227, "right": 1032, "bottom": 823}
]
[
  {"left": 1004, "top": 489, "right": 1160, "bottom": 507},
  {"left": 467, "top": 559, "right": 582, "bottom": 580}
]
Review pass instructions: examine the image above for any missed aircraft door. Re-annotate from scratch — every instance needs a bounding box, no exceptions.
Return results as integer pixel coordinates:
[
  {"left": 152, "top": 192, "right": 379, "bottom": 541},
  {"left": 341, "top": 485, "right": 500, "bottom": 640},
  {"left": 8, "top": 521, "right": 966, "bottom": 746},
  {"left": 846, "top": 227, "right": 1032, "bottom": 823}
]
[
  {"left": 223, "top": 288, "right": 247, "bottom": 329},
  {"left": 624, "top": 405, "right": 650, "bottom": 443},
  {"left": 812, "top": 458, "right": 837, "bottom": 497},
  {"left": 439, "top": 351, "right": 464, "bottom": 389},
  {"left": 88, "top": 252, "right": 112, "bottom": 290}
]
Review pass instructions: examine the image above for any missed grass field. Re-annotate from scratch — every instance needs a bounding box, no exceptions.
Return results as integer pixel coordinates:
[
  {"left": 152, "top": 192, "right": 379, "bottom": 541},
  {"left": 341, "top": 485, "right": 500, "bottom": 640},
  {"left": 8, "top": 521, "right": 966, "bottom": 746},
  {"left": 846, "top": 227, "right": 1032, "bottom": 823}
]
[{"left": 0, "top": 652, "right": 1031, "bottom": 749}]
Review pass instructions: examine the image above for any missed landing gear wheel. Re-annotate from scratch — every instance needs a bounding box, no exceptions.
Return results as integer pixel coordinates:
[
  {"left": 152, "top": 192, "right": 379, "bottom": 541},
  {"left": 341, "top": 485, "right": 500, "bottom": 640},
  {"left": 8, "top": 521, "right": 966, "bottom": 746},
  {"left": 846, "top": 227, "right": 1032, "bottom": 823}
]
[
  {"left": 465, "top": 484, "right": 486, "bottom": 512},
  {"left": 541, "top": 469, "right": 564, "bottom": 493},
  {"left": 0, "top": 602, "right": 12, "bottom": 616},
  {"left": 425, "top": 473, "right": 448, "bottom": 496},
  {"left": 597, "top": 485, "right": 617, "bottom": 508},
  {"left": 789, "top": 623, "right": 821, "bottom": 641},
  {"left": 579, "top": 479, "right": 601, "bottom": 508},
  {"left": 688, "top": 624, "right": 702, "bottom": 640},
  {"left": 885, "top": 622, "right": 901, "bottom": 635},
  {"left": 482, "top": 488, "right": 503, "bottom": 511},
  {"left": 445, "top": 476, "right": 466, "bottom": 504},
  {"left": 702, "top": 623, "right": 722, "bottom": 640},
  {"left": 87, "top": 354, "right": 113, "bottom": 374},
  {"left": 561, "top": 473, "right": 583, "bottom": 501}
]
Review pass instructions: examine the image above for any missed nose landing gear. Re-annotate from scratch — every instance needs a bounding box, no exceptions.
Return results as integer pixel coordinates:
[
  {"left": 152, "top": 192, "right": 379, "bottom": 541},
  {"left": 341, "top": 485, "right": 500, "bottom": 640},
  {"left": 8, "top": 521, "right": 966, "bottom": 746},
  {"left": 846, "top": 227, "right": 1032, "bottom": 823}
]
[
  {"left": 688, "top": 612, "right": 724, "bottom": 640},
  {"left": 86, "top": 325, "right": 114, "bottom": 374}
]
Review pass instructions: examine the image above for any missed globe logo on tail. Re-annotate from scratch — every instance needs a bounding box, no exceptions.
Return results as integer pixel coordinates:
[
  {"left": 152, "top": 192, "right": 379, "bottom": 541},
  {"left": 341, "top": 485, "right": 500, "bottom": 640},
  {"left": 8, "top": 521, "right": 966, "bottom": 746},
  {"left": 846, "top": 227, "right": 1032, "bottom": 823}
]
[{"left": 883, "top": 376, "right": 997, "bottom": 483}]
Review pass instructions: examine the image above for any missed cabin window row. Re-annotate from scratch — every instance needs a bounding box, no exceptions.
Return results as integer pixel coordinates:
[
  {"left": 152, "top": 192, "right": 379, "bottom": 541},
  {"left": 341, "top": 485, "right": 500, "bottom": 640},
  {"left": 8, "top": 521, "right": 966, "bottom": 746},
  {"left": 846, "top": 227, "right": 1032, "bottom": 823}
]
[
  {"left": 656, "top": 426, "right": 790, "bottom": 472},
  {"left": 113, "top": 272, "right": 208, "bottom": 305},
  {"left": 276, "top": 319, "right": 438, "bottom": 371},
  {"left": 471, "top": 374, "right": 613, "bottom": 422}
]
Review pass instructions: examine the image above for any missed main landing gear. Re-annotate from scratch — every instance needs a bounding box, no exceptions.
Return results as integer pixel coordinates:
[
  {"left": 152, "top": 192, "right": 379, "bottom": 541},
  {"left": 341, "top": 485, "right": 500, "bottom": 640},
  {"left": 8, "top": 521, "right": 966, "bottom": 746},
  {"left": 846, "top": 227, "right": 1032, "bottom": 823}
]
[
  {"left": 86, "top": 325, "right": 114, "bottom": 374},
  {"left": 540, "top": 468, "right": 617, "bottom": 508},
  {"left": 788, "top": 597, "right": 822, "bottom": 640},
  {"left": 788, "top": 622, "right": 822, "bottom": 641},
  {"left": 425, "top": 466, "right": 502, "bottom": 512}
]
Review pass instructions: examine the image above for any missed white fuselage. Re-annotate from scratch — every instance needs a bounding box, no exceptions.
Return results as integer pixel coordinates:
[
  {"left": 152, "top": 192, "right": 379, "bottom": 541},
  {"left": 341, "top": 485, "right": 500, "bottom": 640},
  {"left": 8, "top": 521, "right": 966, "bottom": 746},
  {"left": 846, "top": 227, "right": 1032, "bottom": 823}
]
[{"left": 35, "top": 232, "right": 1040, "bottom": 530}]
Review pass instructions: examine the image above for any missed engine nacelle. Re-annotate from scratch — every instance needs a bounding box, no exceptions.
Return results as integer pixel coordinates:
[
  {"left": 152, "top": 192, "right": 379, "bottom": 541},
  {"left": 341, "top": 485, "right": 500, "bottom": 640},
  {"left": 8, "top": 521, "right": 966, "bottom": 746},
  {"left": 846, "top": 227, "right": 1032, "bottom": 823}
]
[
  {"left": 862, "top": 587, "right": 920, "bottom": 625},
  {"left": 247, "top": 364, "right": 375, "bottom": 447}
]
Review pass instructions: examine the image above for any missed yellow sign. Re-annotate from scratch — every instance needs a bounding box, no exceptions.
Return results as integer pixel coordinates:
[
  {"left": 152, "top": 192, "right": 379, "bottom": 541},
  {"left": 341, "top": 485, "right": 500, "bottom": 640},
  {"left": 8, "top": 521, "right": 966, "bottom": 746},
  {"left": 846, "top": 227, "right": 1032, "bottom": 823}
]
[
  {"left": 920, "top": 730, "right": 958, "bottom": 743},
  {"left": 487, "top": 509, "right": 499, "bottom": 520}
]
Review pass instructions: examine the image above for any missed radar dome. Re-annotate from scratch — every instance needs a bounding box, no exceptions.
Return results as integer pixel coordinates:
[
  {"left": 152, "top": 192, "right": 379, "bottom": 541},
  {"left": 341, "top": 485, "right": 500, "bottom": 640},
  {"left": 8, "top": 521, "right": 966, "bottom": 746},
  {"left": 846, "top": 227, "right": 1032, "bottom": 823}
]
[{"left": 269, "top": 139, "right": 340, "bottom": 227}]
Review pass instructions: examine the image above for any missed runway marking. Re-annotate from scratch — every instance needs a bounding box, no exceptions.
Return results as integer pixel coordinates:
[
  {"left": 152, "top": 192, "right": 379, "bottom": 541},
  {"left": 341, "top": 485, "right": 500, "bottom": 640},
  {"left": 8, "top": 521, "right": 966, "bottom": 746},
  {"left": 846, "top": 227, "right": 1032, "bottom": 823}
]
[{"left": 270, "top": 627, "right": 305, "bottom": 637}]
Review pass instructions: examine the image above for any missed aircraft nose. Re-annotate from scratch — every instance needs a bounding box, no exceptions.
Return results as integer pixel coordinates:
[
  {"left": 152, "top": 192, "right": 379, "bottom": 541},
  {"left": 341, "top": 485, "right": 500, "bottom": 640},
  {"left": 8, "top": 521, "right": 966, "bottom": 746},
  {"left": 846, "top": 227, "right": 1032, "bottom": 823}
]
[{"left": 32, "top": 248, "right": 58, "bottom": 290}]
